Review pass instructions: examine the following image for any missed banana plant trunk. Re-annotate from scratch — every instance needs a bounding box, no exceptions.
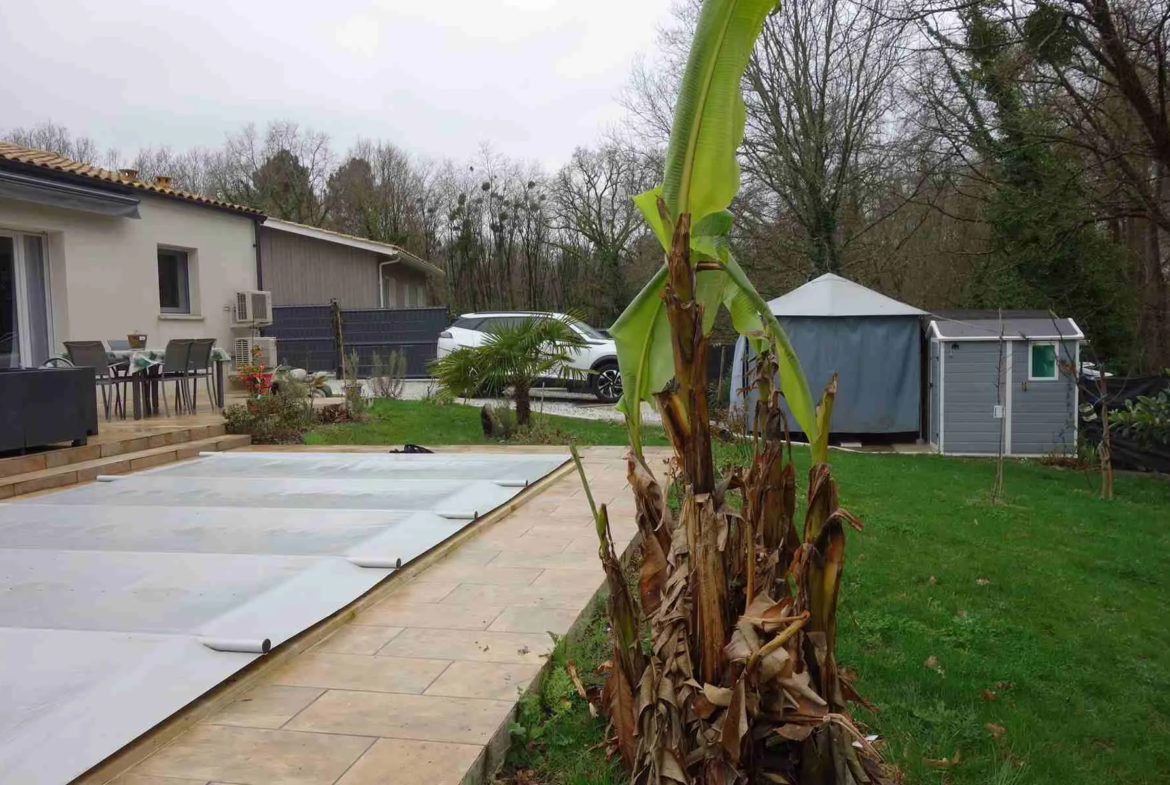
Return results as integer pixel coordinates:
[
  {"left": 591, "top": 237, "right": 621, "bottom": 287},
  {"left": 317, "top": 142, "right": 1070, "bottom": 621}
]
[{"left": 657, "top": 213, "right": 727, "bottom": 686}]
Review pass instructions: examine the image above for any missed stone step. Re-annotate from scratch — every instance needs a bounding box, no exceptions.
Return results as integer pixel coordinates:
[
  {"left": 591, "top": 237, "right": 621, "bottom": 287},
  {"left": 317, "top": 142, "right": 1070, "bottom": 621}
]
[
  {"left": 0, "top": 423, "right": 227, "bottom": 480},
  {"left": 0, "top": 434, "right": 251, "bottom": 499}
]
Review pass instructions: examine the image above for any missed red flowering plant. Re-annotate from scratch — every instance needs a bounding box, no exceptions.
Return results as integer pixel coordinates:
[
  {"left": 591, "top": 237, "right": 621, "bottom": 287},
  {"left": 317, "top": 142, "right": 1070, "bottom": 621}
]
[{"left": 238, "top": 342, "right": 273, "bottom": 398}]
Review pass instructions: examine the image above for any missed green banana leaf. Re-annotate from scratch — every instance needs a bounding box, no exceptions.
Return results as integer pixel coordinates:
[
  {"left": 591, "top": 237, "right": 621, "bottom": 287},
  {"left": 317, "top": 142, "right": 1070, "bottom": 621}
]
[
  {"left": 660, "top": 0, "right": 774, "bottom": 225},
  {"left": 611, "top": 0, "right": 819, "bottom": 452}
]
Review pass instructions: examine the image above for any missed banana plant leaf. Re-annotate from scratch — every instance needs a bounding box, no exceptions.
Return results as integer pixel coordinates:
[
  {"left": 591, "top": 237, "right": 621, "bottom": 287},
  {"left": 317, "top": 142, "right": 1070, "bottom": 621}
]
[{"left": 610, "top": 0, "right": 819, "bottom": 455}]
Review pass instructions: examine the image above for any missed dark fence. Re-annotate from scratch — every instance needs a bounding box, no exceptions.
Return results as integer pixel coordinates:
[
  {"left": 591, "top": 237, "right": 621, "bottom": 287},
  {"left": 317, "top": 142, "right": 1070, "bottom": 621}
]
[
  {"left": 263, "top": 305, "right": 449, "bottom": 377},
  {"left": 1079, "top": 374, "right": 1170, "bottom": 474}
]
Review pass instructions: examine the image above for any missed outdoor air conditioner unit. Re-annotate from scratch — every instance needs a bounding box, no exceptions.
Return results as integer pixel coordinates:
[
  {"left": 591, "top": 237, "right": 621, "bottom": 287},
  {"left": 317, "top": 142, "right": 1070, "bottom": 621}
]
[
  {"left": 234, "top": 337, "right": 278, "bottom": 372},
  {"left": 233, "top": 290, "right": 273, "bottom": 327}
]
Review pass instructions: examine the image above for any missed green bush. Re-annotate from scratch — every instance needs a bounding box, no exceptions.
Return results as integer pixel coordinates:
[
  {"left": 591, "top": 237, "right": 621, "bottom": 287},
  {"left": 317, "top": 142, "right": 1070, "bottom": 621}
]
[
  {"left": 224, "top": 385, "right": 316, "bottom": 444},
  {"left": 1110, "top": 385, "right": 1170, "bottom": 447}
]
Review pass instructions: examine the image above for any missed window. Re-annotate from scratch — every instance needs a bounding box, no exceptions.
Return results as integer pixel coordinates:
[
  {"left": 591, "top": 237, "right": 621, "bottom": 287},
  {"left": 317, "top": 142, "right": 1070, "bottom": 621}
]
[
  {"left": 572, "top": 320, "right": 607, "bottom": 340},
  {"left": 1029, "top": 342, "right": 1058, "bottom": 380},
  {"left": 0, "top": 232, "right": 51, "bottom": 368},
  {"left": 158, "top": 249, "right": 190, "bottom": 313}
]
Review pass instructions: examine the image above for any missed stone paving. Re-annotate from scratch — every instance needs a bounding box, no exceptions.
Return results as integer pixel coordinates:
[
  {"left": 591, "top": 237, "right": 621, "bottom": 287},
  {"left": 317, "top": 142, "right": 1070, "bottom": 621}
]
[{"left": 107, "top": 445, "right": 667, "bottom": 785}]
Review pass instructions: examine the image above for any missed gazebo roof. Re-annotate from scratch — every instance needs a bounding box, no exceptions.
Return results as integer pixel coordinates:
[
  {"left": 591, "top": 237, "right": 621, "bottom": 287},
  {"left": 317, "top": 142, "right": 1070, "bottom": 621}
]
[{"left": 766, "top": 273, "right": 926, "bottom": 317}]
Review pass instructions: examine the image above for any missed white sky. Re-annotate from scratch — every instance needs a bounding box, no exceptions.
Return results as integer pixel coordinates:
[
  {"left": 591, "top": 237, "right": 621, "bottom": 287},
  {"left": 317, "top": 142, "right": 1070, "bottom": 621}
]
[{"left": 1, "top": 0, "right": 675, "bottom": 168}]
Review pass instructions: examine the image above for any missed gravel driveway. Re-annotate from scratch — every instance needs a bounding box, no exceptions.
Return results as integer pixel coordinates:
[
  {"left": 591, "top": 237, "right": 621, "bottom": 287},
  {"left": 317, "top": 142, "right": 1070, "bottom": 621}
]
[{"left": 398, "top": 379, "right": 661, "bottom": 424}]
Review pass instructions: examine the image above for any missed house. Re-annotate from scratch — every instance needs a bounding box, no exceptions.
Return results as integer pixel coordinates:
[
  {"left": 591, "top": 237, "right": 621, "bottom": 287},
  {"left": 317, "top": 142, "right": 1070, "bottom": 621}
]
[
  {"left": 0, "top": 141, "right": 264, "bottom": 367},
  {"left": 927, "top": 315, "right": 1084, "bottom": 456},
  {"left": 258, "top": 218, "right": 443, "bottom": 309},
  {"left": 0, "top": 141, "right": 446, "bottom": 371},
  {"left": 730, "top": 273, "right": 927, "bottom": 436}
]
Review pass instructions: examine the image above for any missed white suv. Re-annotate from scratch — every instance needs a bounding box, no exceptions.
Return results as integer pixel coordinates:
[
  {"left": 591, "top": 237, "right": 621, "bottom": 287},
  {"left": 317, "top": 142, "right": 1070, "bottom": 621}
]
[{"left": 436, "top": 311, "right": 623, "bottom": 403}]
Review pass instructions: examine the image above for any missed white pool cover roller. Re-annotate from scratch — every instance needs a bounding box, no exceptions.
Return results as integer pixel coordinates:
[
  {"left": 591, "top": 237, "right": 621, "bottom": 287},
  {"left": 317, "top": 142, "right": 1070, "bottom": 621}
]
[{"left": 0, "top": 450, "right": 567, "bottom": 785}]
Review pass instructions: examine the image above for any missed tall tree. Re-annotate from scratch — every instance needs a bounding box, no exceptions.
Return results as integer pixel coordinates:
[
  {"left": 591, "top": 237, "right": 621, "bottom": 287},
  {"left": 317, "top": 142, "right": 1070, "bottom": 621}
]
[{"left": 550, "top": 145, "right": 657, "bottom": 323}]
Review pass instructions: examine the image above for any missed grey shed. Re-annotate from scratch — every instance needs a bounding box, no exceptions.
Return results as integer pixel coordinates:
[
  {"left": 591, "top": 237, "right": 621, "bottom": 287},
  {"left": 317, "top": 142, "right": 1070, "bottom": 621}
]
[
  {"left": 928, "top": 316, "right": 1084, "bottom": 456},
  {"left": 730, "top": 274, "right": 926, "bottom": 434}
]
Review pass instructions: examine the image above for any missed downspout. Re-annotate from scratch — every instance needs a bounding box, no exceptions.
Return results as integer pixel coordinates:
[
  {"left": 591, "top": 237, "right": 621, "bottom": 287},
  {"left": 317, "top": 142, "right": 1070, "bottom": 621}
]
[
  {"left": 377, "top": 253, "right": 401, "bottom": 308},
  {"left": 253, "top": 217, "right": 266, "bottom": 290}
]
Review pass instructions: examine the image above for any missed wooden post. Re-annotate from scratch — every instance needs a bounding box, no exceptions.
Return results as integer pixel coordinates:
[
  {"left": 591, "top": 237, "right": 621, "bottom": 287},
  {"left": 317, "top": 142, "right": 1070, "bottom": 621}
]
[{"left": 331, "top": 299, "right": 345, "bottom": 378}]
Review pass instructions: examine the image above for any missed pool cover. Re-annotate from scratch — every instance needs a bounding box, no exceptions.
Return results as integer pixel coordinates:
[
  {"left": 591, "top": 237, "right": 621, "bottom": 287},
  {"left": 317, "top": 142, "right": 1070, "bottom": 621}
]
[{"left": 0, "top": 450, "right": 567, "bottom": 784}]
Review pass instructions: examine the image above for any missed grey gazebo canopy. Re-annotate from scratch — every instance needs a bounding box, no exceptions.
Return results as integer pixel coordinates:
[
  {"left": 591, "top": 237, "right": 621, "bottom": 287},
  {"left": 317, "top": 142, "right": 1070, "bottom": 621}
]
[{"left": 730, "top": 273, "right": 927, "bottom": 434}]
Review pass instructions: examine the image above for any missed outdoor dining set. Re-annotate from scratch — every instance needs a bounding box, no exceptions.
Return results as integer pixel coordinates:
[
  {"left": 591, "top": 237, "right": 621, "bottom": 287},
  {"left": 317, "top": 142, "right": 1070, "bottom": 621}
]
[{"left": 52, "top": 337, "right": 231, "bottom": 421}]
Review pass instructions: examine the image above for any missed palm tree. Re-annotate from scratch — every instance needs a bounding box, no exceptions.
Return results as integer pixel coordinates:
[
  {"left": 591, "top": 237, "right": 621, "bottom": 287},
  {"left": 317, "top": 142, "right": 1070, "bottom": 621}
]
[{"left": 429, "top": 314, "right": 587, "bottom": 425}]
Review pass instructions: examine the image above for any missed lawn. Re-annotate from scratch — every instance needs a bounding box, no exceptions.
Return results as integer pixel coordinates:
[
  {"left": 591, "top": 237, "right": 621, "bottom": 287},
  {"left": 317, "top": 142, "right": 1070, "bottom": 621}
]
[
  {"left": 303, "top": 397, "right": 668, "bottom": 447},
  {"left": 310, "top": 398, "right": 1170, "bottom": 784}
]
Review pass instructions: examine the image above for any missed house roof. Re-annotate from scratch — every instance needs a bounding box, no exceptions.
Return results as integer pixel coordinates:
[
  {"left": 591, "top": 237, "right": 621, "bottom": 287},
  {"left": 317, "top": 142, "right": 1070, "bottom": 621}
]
[
  {"left": 262, "top": 218, "right": 445, "bottom": 278},
  {"left": 930, "top": 317, "right": 1084, "bottom": 341},
  {"left": 766, "top": 273, "right": 927, "bottom": 317},
  {"left": 0, "top": 141, "right": 264, "bottom": 217}
]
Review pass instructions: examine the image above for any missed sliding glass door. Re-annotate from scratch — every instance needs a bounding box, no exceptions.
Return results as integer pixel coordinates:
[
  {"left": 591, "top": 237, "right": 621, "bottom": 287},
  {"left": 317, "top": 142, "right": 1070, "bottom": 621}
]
[{"left": 0, "top": 232, "right": 51, "bottom": 368}]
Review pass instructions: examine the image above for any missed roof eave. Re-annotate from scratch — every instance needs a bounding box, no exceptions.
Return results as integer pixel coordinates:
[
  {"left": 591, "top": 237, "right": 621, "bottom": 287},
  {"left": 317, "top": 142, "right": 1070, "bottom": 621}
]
[{"left": 0, "top": 158, "right": 265, "bottom": 219}]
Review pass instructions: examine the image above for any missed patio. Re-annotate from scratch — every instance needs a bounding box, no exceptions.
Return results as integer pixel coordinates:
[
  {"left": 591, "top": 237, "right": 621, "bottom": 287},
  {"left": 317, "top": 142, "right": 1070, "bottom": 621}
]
[{"left": 62, "top": 444, "right": 660, "bottom": 785}]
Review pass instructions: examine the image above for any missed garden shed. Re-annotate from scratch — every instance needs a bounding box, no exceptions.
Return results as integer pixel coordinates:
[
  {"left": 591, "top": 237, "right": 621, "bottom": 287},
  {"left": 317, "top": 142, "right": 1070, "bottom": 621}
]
[
  {"left": 928, "top": 316, "right": 1084, "bottom": 456},
  {"left": 730, "top": 273, "right": 926, "bottom": 435}
]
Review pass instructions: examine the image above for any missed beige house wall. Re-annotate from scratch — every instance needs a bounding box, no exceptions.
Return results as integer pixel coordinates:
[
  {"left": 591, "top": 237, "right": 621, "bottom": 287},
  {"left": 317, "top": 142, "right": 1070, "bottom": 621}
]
[{"left": 0, "top": 194, "right": 257, "bottom": 358}]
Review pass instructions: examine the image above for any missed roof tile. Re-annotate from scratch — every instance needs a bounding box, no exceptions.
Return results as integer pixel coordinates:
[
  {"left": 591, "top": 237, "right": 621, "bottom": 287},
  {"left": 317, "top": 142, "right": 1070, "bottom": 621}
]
[{"left": 0, "top": 141, "right": 262, "bottom": 216}]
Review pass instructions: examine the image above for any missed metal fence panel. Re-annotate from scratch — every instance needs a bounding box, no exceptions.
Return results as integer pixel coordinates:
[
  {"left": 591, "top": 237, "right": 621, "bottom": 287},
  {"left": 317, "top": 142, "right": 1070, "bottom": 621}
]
[{"left": 263, "top": 305, "right": 449, "bottom": 377}]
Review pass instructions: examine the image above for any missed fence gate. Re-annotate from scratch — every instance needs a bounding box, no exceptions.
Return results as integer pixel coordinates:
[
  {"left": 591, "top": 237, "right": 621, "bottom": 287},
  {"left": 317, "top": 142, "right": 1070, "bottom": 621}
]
[{"left": 263, "top": 305, "right": 449, "bottom": 377}]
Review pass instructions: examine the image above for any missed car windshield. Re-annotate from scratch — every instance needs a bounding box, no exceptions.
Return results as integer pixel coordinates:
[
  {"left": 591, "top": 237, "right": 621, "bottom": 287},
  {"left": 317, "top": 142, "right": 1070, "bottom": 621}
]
[{"left": 572, "top": 321, "right": 607, "bottom": 340}]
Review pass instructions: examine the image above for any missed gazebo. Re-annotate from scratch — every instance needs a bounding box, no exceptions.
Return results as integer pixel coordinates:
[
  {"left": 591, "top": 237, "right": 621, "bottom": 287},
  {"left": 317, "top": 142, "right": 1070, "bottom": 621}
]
[{"left": 730, "top": 273, "right": 926, "bottom": 436}]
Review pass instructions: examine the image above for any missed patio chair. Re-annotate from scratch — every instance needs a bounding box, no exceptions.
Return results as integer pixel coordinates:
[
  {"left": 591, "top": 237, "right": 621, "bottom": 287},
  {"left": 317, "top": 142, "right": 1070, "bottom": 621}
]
[
  {"left": 105, "top": 339, "right": 132, "bottom": 375},
  {"left": 64, "top": 341, "right": 127, "bottom": 420},
  {"left": 186, "top": 338, "right": 217, "bottom": 412},
  {"left": 158, "top": 339, "right": 194, "bottom": 417}
]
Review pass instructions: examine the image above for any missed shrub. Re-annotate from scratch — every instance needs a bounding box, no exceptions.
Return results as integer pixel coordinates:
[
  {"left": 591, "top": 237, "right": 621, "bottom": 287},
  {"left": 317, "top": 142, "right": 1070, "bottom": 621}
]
[
  {"left": 370, "top": 351, "right": 408, "bottom": 399},
  {"left": 1110, "top": 381, "right": 1170, "bottom": 447},
  {"left": 316, "top": 403, "right": 349, "bottom": 425},
  {"left": 342, "top": 349, "right": 369, "bottom": 418},
  {"left": 224, "top": 384, "right": 315, "bottom": 444}
]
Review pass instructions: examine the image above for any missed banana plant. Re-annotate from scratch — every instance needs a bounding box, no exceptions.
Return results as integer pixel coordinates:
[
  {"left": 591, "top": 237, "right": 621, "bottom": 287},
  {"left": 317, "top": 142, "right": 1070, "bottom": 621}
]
[
  {"left": 589, "top": 1, "right": 887, "bottom": 782},
  {"left": 610, "top": 0, "right": 817, "bottom": 457}
]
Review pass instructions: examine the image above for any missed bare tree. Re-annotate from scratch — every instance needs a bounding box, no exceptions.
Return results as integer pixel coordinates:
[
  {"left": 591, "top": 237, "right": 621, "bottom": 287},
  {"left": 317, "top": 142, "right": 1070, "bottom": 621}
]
[
  {"left": 549, "top": 145, "right": 657, "bottom": 322},
  {"left": 4, "top": 121, "right": 109, "bottom": 165},
  {"left": 213, "top": 122, "right": 337, "bottom": 225}
]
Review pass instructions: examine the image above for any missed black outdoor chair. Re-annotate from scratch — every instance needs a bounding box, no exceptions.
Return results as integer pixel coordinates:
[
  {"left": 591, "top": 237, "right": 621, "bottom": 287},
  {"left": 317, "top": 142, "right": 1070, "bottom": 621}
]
[
  {"left": 186, "top": 338, "right": 217, "bottom": 412},
  {"left": 105, "top": 339, "right": 132, "bottom": 375},
  {"left": 159, "top": 339, "right": 193, "bottom": 417},
  {"left": 64, "top": 340, "right": 128, "bottom": 420}
]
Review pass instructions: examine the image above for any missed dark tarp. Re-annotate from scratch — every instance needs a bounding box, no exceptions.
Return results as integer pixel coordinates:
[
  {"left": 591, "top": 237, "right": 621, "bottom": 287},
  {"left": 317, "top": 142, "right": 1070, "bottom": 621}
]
[
  {"left": 734, "top": 316, "right": 921, "bottom": 434},
  {"left": 1080, "top": 374, "right": 1170, "bottom": 474}
]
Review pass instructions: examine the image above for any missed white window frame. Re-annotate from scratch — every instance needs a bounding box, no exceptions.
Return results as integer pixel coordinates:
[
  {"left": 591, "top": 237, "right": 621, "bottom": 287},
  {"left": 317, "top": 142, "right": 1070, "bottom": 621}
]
[
  {"left": 0, "top": 230, "right": 53, "bottom": 368},
  {"left": 1028, "top": 341, "right": 1059, "bottom": 381},
  {"left": 157, "top": 246, "right": 193, "bottom": 315}
]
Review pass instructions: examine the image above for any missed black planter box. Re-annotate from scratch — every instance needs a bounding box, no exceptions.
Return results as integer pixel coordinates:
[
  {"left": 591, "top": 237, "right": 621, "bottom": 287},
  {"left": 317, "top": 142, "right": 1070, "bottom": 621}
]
[{"left": 0, "top": 367, "right": 98, "bottom": 453}]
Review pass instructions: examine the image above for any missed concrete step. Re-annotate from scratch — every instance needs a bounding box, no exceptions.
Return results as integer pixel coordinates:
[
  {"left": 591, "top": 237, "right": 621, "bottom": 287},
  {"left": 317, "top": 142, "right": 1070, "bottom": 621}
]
[
  {"left": 0, "top": 434, "right": 250, "bottom": 499},
  {"left": 0, "top": 423, "right": 227, "bottom": 480}
]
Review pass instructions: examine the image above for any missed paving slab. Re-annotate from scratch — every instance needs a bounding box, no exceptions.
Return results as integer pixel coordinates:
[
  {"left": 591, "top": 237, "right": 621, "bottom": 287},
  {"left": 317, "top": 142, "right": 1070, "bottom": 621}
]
[{"left": 115, "top": 446, "right": 667, "bottom": 785}]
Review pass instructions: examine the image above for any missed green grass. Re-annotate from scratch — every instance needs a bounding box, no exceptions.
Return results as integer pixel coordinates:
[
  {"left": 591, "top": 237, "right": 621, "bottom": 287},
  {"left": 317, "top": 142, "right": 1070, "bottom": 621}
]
[
  {"left": 802, "top": 449, "right": 1170, "bottom": 784},
  {"left": 505, "top": 601, "right": 624, "bottom": 785},
  {"left": 303, "top": 398, "right": 667, "bottom": 447},
  {"left": 310, "top": 398, "right": 1170, "bottom": 783}
]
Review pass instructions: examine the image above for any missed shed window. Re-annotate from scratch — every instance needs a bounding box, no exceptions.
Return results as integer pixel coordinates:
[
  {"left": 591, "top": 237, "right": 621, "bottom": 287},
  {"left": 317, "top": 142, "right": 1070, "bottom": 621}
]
[{"left": 1029, "top": 342, "right": 1058, "bottom": 380}]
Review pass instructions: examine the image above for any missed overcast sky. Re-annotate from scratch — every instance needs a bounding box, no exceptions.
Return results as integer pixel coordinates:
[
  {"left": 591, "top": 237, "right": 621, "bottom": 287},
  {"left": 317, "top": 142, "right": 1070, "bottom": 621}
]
[{"left": 1, "top": 0, "right": 674, "bottom": 168}]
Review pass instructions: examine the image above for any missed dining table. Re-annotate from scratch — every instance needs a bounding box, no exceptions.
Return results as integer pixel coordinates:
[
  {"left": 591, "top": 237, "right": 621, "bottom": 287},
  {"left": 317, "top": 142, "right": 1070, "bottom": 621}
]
[{"left": 109, "top": 347, "right": 232, "bottom": 420}]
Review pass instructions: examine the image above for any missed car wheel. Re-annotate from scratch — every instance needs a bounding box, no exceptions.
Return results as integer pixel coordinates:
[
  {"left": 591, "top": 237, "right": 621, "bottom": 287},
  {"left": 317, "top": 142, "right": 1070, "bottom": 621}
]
[{"left": 592, "top": 362, "right": 622, "bottom": 403}]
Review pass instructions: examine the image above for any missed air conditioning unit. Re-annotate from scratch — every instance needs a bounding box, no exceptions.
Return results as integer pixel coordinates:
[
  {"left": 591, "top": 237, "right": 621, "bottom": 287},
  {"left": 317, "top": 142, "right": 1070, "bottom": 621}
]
[
  {"left": 233, "top": 290, "right": 273, "bottom": 327},
  {"left": 234, "top": 337, "right": 278, "bottom": 372}
]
